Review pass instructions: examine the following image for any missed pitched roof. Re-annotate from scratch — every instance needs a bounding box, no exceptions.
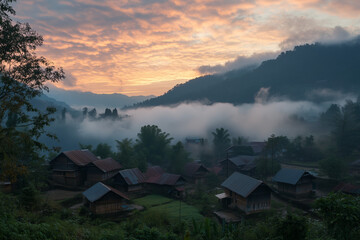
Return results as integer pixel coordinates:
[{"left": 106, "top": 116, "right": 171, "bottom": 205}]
[
  {"left": 221, "top": 155, "right": 257, "bottom": 170},
  {"left": 147, "top": 172, "right": 185, "bottom": 186},
  {"left": 118, "top": 168, "right": 146, "bottom": 185},
  {"left": 334, "top": 183, "right": 360, "bottom": 195},
  {"left": 61, "top": 149, "right": 98, "bottom": 166},
  {"left": 272, "top": 168, "right": 314, "bottom": 185},
  {"left": 83, "top": 182, "right": 129, "bottom": 202},
  {"left": 221, "top": 172, "right": 263, "bottom": 198},
  {"left": 183, "top": 163, "right": 209, "bottom": 177},
  {"left": 91, "top": 158, "right": 123, "bottom": 172},
  {"left": 145, "top": 166, "right": 164, "bottom": 178},
  {"left": 245, "top": 142, "right": 266, "bottom": 154}
]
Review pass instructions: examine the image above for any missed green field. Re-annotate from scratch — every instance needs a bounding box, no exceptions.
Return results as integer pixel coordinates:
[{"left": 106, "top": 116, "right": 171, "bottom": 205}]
[{"left": 133, "top": 195, "right": 204, "bottom": 223}]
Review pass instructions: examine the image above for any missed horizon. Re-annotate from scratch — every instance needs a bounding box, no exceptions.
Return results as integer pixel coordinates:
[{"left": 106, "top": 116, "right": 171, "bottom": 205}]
[{"left": 14, "top": 0, "right": 360, "bottom": 96}]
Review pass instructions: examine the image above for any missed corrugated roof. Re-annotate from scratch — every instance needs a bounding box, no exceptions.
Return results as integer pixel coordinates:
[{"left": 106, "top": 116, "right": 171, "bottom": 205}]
[
  {"left": 272, "top": 168, "right": 314, "bottom": 185},
  {"left": 334, "top": 183, "right": 360, "bottom": 195},
  {"left": 145, "top": 166, "right": 164, "bottom": 178},
  {"left": 246, "top": 142, "right": 266, "bottom": 154},
  {"left": 183, "top": 163, "right": 209, "bottom": 177},
  {"left": 221, "top": 172, "right": 263, "bottom": 198},
  {"left": 62, "top": 149, "right": 98, "bottom": 166},
  {"left": 119, "top": 168, "right": 146, "bottom": 185},
  {"left": 83, "top": 182, "right": 129, "bottom": 202},
  {"left": 92, "top": 158, "right": 123, "bottom": 172},
  {"left": 146, "top": 173, "right": 185, "bottom": 186}
]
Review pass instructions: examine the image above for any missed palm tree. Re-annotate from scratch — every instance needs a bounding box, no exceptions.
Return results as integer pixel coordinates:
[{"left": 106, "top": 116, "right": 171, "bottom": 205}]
[{"left": 212, "top": 128, "right": 231, "bottom": 160}]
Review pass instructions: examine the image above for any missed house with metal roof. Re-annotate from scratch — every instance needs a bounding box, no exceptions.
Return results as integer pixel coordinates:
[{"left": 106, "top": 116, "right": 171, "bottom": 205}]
[
  {"left": 83, "top": 182, "right": 130, "bottom": 214},
  {"left": 182, "top": 163, "right": 209, "bottom": 184},
  {"left": 112, "top": 168, "right": 146, "bottom": 192},
  {"left": 50, "top": 149, "right": 98, "bottom": 187},
  {"left": 85, "top": 158, "right": 123, "bottom": 186},
  {"left": 219, "top": 155, "right": 257, "bottom": 177},
  {"left": 272, "top": 168, "right": 315, "bottom": 198},
  {"left": 217, "top": 172, "right": 271, "bottom": 214}
]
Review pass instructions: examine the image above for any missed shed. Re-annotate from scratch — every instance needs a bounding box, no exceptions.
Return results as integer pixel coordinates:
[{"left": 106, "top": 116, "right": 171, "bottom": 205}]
[
  {"left": 83, "top": 182, "right": 129, "bottom": 214},
  {"left": 50, "top": 149, "right": 98, "bottom": 186},
  {"left": 112, "top": 168, "right": 146, "bottom": 192},
  {"left": 272, "top": 168, "right": 315, "bottom": 198},
  {"left": 183, "top": 163, "right": 209, "bottom": 184},
  {"left": 86, "top": 158, "right": 123, "bottom": 186},
  {"left": 220, "top": 155, "right": 257, "bottom": 177},
  {"left": 219, "top": 172, "right": 271, "bottom": 214}
]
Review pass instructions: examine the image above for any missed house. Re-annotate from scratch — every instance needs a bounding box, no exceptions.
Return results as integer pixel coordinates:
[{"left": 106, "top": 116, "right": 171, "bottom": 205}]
[
  {"left": 50, "top": 149, "right": 98, "bottom": 187},
  {"left": 333, "top": 183, "right": 360, "bottom": 196},
  {"left": 272, "top": 168, "right": 315, "bottom": 198},
  {"left": 145, "top": 166, "right": 186, "bottom": 197},
  {"left": 244, "top": 142, "right": 266, "bottom": 155},
  {"left": 219, "top": 155, "right": 257, "bottom": 177},
  {"left": 216, "top": 172, "right": 271, "bottom": 214},
  {"left": 83, "top": 182, "right": 130, "bottom": 214},
  {"left": 112, "top": 168, "right": 146, "bottom": 192},
  {"left": 349, "top": 159, "right": 360, "bottom": 176},
  {"left": 85, "top": 158, "right": 123, "bottom": 186},
  {"left": 183, "top": 162, "right": 209, "bottom": 184}
]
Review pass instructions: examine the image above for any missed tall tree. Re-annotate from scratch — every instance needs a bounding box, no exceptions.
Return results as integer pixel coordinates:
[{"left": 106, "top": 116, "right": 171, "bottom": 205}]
[
  {"left": 168, "top": 141, "right": 192, "bottom": 174},
  {"left": 212, "top": 128, "right": 231, "bottom": 160},
  {"left": 0, "top": 0, "right": 65, "bottom": 182},
  {"left": 115, "top": 138, "right": 137, "bottom": 168},
  {"left": 135, "top": 125, "right": 172, "bottom": 166}
]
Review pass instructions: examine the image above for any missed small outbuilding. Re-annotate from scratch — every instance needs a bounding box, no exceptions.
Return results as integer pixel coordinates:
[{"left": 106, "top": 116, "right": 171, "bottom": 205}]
[
  {"left": 50, "top": 149, "right": 98, "bottom": 187},
  {"left": 220, "top": 155, "right": 257, "bottom": 177},
  {"left": 112, "top": 168, "right": 146, "bottom": 192},
  {"left": 83, "top": 182, "right": 130, "bottom": 214},
  {"left": 217, "top": 172, "right": 271, "bottom": 214},
  {"left": 183, "top": 163, "right": 209, "bottom": 184},
  {"left": 85, "top": 158, "right": 123, "bottom": 186},
  {"left": 272, "top": 168, "right": 315, "bottom": 198}
]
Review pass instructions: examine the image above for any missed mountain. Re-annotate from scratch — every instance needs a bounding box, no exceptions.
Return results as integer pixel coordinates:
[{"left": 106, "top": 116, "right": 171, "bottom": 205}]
[
  {"left": 134, "top": 38, "right": 360, "bottom": 108},
  {"left": 47, "top": 87, "right": 154, "bottom": 109}
]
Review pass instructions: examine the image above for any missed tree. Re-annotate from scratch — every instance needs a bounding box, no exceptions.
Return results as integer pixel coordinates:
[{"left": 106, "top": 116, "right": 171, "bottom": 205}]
[
  {"left": 320, "top": 155, "right": 346, "bottom": 180},
  {"left": 135, "top": 125, "right": 172, "bottom": 166},
  {"left": 316, "top": 192, "right": 360, "bottom": 240},
  {"left": 212, "top": 128, "right": 231, "bottom": 160},
  {"left": 93, "top": 143, "right": 113, "bottom": 159},
  {"left": 0, "top": 0, "right": 65, "bottom": 182},
  {"left": 168, "top": 141, "right": 192, "bottom": 174},
  {"left": 276, "top": 214, "right": 308, "bottom": 240},
  {"left": 115, "top": 138, "right": 138, "bottom": 169}
]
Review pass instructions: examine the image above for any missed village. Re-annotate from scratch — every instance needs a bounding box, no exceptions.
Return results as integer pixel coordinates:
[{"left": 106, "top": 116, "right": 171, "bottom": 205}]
[{"left": 45, "top": 138, "right": 360, "bottom": 223}]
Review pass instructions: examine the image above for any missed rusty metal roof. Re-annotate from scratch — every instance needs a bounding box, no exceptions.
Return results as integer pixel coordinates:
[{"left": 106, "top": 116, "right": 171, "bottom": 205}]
[
  {"left": 118, "top": 168, "right": 146, "bottom": 185},
  {"left": 61, "top": 149, "right": 98, "bottom": 166},
  {"left": 334, "top": 183, "right": 360, "bottom": 195},
  {"left": 92, "top": 158, "right": 123, "bottom": 172},
  {"left": 183, "top": 163, "right": 209, "bottom": 177},
  {"left": 147, "top": 173, "right": 186, "bottom": 186},
  {"left": 83, "top": 182, "right": 129, "bottom": 202},
  {"left": 145, "top": 166, "right": 164, "bottom": 178},
  {"left": 221, "top": 172, "right": 263, "bottom": 198}
]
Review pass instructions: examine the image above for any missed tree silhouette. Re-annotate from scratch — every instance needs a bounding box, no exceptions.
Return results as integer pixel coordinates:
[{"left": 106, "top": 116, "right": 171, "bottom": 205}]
[{"left": 212, "top": 128, "right": 231, "bottom": 160}]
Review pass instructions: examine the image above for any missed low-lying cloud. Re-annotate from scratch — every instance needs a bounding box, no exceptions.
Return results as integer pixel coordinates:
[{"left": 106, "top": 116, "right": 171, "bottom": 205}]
[{"left": 46, "top": 99, "right": 351, "bottom": 151}]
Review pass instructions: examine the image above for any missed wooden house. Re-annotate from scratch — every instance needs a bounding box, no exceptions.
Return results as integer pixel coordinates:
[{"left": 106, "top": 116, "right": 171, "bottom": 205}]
[
  {"left": 112, "top": 168, "right": 146, "bottom": 192},
  {"left": 85, "top": 158, "right": 122, "bottom": 186},
  {"left": 217, "top": 172, "right": 271, "bottom": 214},
  {"left": 272, "top": 168, "right": 315, "bottom": 198},
  {"left": 50, "top": 150, "right": 98, "bottom": 187},
  {"left": 145, "top": 168, "right": 186, "bottom": 197},
  {"left": 219, "top": 155, "right": 257, "bottom": 177},
  {"left": 183, "top": 163, "right": 209, "bottom": 184},
  {"left": 83, "top": 182, "right": 130, "bottom": 214},
  {"left": 333, "top": 183, "right": 360, "bottom": 196}
]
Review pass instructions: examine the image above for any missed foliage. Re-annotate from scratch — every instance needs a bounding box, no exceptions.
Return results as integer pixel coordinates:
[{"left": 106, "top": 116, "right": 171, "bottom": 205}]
[
  {"left": 168, "top": 141, "right": 192, "bottom": 174},
  {"left": 256, "top": 156, "right": 281, "bottom": 179},
  {"left": 276, "top": 214, "right": 308, "bottom": 240},
  {"left": 0, "top": 0, "right": 65, "bottom": 182},
  {"left": 212, "top": 128, "right": 231, "bottom": 160},
  {"left": 115, "top": 138, "right": 138, "bottom": 169},
  {"left": 316, "top": 192, "right": 360, "bottom": 240},
  {"left": 93, "top": 143, "right": 113, "bottom": 159},
  {"left": 319, "top": 155, "right": 346, "bottom": 180},
  {"left": 135, "top": 125, "right": 172, "bottom": 166}
]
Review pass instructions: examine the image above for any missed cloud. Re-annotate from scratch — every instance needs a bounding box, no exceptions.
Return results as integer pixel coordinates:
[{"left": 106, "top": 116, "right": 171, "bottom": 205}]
[{"left": 197, "top": 51, "right": 279, "bottom": 74}]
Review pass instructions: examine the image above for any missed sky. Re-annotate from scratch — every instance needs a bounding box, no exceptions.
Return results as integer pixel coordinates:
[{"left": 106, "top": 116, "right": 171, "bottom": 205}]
[{"left": 14, "top": 0, "right": 360, "bottom": 96}]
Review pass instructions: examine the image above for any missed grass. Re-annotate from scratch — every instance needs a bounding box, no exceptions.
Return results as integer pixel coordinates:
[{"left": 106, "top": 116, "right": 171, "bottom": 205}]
[
  {"left": 134, "top": 195, "right": 204, "bottom": 223},
  {"left": 133, "top": 195, "right": 173, "bottom": 208}
]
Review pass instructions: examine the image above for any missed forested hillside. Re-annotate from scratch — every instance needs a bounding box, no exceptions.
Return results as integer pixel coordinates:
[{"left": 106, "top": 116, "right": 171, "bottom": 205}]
[{"left": 135, "top": 38, "right": 360, "bottom": 107}]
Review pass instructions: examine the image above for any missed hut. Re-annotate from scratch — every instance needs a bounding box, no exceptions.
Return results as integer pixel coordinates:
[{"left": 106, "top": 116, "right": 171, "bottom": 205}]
[
  {"left": 83, "top": 182, "right": 130, "bottom": 214},
  {"left": 272, "top": 168, "right": 315, "bottom": 198},
  {"left": 217, "top": 172, "right": 271, "bottom": 214},
  {"left": 219, "top": 155, "right": 257, "bottom": 177},
  {"left": 183, "top": 162, "right": 209, "bottom": 184},
  {"left": 112, "top": 168, "right": 146, "bottom": 192},
  {"left": 146, "top": 171, "right": 186, "bottom": 197},
  {"left": 50, "top": 149, "right": 98, "bottom": 187},
  {"left": 85, "top": 158, "right": 123, "bottom": 186}
]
